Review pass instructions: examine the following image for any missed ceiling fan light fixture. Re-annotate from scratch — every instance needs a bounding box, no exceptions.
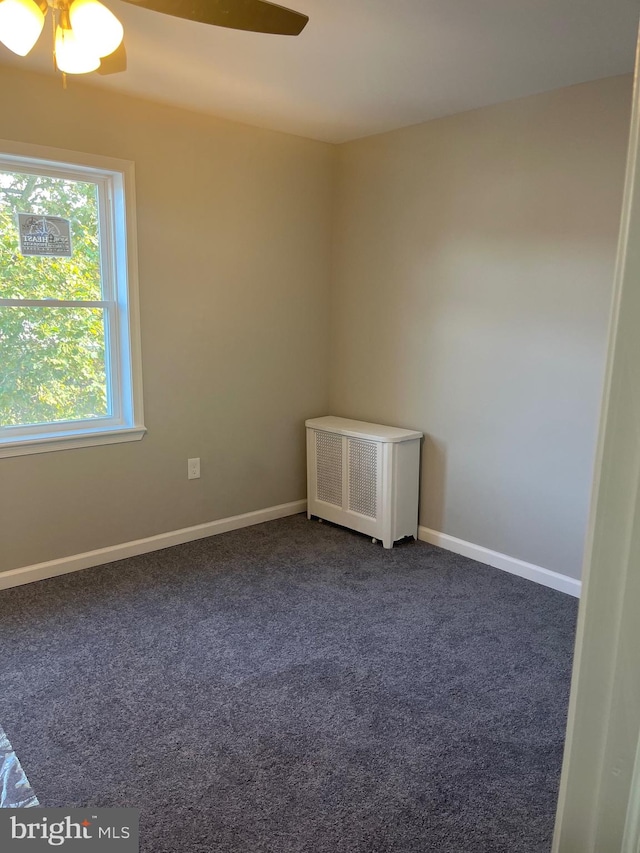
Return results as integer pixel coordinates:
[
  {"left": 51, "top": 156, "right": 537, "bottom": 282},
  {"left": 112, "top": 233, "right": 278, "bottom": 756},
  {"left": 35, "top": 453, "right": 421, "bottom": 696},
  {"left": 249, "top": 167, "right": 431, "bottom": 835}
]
[
  {"left": 55, "top": 24, "right": 101, "bottom": 73},
  {"left": 0, "top": 0, "right": 45, "bottom": 57},
  {"left": 68, "top": 0, "right": 123, "bottom": 57},
  {"left": 1, "top": 0, "right": 307, "bottom": 79}
]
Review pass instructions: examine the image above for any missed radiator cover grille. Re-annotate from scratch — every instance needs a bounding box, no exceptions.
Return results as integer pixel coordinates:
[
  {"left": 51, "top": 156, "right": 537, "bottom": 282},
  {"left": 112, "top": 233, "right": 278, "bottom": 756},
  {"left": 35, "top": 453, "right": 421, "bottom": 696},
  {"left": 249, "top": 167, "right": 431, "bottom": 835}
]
[
  {"left": 315, "top": 431, "right": 343, "bottom": 507},
  {"left": 348, "top": 438, "right": 378, "bottom": 518}
]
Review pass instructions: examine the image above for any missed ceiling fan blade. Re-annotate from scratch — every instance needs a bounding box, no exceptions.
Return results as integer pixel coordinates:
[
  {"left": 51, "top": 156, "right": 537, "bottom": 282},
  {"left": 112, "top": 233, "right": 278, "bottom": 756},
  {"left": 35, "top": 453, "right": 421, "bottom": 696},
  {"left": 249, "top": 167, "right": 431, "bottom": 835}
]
[
  {"left": 119, "top": 0, "right": 308, "bottom": 35},
  {"left": 96, "top": 42, "right": 128, "bottom": 75}
]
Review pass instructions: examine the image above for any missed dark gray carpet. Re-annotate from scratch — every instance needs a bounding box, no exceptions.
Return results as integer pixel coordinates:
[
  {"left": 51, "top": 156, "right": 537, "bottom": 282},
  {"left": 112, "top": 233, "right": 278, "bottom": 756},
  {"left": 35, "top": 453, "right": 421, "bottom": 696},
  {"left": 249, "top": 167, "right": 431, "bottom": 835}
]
[{"left": 0, "top": 514, "right": 577, "bottom": 852}]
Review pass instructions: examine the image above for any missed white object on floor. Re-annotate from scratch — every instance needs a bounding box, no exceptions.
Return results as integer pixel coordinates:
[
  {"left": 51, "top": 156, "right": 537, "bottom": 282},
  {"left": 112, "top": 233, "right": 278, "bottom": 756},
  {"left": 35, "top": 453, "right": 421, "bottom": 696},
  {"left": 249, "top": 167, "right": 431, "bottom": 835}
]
[
  {"left": 306, "top": 416, "right": 422, "bottom": 549},
  {"left": 0, "top": 724, "right": 38, "bottom": 808}
]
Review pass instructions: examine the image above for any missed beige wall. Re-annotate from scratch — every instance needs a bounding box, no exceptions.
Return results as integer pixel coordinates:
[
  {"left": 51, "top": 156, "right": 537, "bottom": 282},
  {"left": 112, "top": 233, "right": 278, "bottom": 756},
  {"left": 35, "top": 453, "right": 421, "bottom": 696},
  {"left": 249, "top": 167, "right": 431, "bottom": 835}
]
[
  {"left": 330, "top": 75, "right": 632, "bottom": 579},
  {"left": 0, "top": 67, "right": 334, "bottom": 572}
]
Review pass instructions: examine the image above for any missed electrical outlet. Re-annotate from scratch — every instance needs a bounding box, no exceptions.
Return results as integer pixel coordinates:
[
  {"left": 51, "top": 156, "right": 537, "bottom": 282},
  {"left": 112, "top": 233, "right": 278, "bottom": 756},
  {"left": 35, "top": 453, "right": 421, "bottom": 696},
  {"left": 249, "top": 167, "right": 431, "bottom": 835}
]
[{"left": 187, "top": 458, "right": 200, "bottom": 480}]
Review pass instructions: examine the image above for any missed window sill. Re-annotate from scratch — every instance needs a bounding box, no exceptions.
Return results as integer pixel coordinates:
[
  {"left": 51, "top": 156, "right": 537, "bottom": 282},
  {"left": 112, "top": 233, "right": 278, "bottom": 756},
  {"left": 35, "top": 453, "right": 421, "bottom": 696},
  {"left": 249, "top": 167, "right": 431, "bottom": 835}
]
[{"left": 0, "top": 426, "right": 147, "bottom": 458}]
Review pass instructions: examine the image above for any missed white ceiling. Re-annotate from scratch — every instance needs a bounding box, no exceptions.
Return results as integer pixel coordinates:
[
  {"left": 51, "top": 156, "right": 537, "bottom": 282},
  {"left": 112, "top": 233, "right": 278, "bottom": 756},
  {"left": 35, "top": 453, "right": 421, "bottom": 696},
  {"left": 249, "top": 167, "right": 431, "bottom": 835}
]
[{"left": 0, "top": 0, "right": 638, "bottom": 142}]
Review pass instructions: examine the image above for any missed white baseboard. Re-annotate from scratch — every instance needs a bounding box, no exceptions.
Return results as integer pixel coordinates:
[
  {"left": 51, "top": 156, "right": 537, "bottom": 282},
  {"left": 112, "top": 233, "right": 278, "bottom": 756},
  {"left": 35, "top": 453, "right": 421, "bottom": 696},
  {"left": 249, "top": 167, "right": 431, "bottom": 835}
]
[
  {"left": 0, "top": 500, "right": 307, "bottom": 592},
  {"left": 418, "top": 526, "right": 581, "bottom": 598},
  {"left": 1, "top": 504, "right": 580, "bottom": 599}
]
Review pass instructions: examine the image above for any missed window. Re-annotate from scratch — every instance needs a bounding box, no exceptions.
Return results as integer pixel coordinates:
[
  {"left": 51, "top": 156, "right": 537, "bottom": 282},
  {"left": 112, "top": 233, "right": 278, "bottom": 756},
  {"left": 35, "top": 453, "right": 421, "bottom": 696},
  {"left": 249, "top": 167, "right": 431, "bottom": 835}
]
[{"left": 0, "top": 141, "right": 144, "bottom": 457}]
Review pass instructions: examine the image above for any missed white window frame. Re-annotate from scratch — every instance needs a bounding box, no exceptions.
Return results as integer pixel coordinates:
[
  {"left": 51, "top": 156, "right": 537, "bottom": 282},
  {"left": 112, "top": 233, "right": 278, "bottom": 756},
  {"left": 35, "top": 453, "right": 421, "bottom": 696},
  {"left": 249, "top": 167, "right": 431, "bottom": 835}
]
[{"left": 0, "top": 140, "right": 145, "bottom": 458}]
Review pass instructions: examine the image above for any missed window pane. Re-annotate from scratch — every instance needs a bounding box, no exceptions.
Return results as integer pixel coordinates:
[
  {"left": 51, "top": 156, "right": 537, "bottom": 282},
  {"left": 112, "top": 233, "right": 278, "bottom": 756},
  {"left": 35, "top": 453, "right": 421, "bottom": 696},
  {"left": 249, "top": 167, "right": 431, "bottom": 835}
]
[
  {"left": 0, "top": 306, "right": 109, "bottom": 427},
  {"left": 0, "top": 170, "right": 102, "bottom": 301}
]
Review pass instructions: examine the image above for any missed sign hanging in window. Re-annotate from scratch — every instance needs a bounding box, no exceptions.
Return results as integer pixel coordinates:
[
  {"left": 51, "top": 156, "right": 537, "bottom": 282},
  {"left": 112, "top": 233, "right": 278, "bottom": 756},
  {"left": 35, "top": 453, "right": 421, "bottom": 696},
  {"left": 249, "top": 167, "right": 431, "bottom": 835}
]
[{"left": 17, "top": 213, "right": 73, "bottom": 257}]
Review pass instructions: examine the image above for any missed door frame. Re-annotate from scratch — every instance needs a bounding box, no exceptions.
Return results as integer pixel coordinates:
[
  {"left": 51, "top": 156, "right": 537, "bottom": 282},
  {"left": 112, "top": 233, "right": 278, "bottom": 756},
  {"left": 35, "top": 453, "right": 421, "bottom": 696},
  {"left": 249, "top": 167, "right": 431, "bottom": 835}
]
[{"left": 553, "top": 27, "right": 640, "bottom": 853}]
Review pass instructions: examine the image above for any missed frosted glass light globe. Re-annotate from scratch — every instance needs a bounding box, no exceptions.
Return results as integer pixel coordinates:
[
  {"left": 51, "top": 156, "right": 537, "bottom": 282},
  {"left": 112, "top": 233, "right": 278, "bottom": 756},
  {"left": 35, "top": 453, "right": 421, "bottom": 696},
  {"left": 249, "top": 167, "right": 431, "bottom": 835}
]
[
  {"left": 68, "top": 0, "right": 123, "bottom": 58},
  {"left": 55, "top": 25, "right": 101, "bottom": 74},
  {"left": 0, "top": 0, "right": 45, "bottom": 56}
]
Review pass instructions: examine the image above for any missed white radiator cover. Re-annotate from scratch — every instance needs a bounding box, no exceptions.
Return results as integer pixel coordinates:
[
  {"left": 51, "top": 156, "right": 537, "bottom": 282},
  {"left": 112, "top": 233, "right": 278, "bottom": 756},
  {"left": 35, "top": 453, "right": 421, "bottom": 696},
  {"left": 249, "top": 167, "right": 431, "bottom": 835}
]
[{"left": 306, "top": 416, "right": 422, "bottom": 548}]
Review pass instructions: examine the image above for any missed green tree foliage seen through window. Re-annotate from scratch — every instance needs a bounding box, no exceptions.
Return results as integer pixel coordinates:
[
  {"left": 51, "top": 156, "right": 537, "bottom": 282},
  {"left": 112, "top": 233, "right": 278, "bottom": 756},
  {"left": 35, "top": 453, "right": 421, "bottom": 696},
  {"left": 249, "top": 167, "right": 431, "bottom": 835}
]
[{"left": 0, "top": 171, "right": 109, "bottom": 427}]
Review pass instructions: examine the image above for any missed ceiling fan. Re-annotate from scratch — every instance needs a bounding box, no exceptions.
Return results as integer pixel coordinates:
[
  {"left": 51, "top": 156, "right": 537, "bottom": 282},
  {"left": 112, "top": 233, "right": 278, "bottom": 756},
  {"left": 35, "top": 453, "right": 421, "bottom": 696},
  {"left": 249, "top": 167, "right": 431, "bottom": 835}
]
[{"left": 0, "top": 0, "right": 308, "bottom": 75}]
